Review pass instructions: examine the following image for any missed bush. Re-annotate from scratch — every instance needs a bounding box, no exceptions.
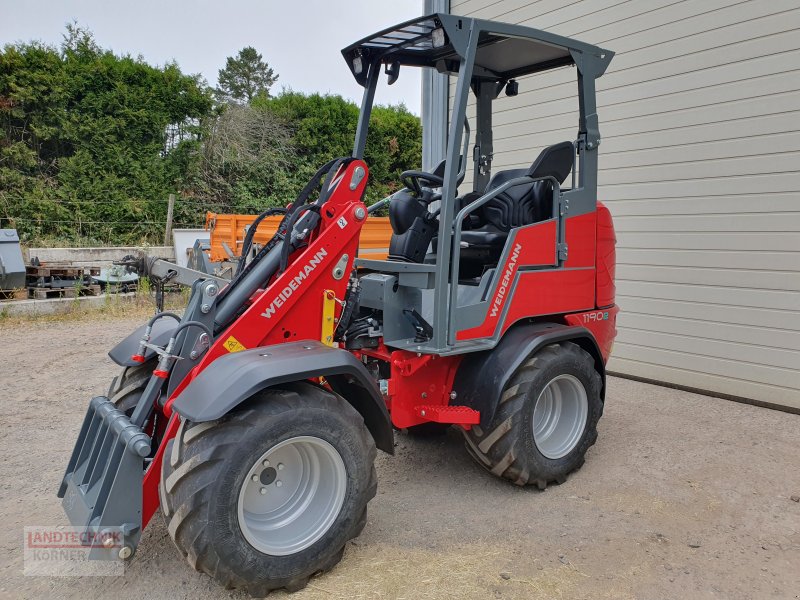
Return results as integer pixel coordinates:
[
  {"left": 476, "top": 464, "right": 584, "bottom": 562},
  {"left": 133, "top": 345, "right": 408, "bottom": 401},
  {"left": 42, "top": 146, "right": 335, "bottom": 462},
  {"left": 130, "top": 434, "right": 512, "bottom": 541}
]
[{"left": 0, "top": 28, "right": 422, "bottom": 245}]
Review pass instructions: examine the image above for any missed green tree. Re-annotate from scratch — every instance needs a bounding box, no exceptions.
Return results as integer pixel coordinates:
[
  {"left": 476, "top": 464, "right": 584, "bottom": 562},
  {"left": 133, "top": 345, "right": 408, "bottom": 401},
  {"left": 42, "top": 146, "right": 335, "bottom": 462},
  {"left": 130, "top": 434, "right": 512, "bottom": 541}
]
[
  {"left": 0, "top": 25, "right": 421, "bottom": 245},
  {"left": 217, "top": 47, "right": 278, "bottom": 104},
  {"left": 193, "top": 102, "right": 297, "bottom": 212},
  {"left": 255, "top": 92, "right": 422, "bottom": 203},
  {"left": 0, "top": 25, "right": 213, "bottom": 244}
]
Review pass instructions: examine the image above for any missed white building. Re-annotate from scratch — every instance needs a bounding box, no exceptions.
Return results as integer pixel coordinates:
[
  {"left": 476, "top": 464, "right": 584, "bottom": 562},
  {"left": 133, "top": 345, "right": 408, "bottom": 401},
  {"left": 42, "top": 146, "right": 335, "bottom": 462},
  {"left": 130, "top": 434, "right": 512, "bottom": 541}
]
[{"left": 423, "top": 0, "right": 800, "bottom": 411}]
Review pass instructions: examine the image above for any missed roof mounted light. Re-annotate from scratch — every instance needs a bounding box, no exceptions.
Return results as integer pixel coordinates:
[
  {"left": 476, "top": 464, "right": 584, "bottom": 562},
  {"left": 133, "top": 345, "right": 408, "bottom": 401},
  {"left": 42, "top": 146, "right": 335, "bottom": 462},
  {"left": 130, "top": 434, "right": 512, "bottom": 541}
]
[
  {"left": 352, "top": 56, "right": 363, "bottom": 75},
  {"left": 431, "top": 28, "right": 446, "bottom": 48}
]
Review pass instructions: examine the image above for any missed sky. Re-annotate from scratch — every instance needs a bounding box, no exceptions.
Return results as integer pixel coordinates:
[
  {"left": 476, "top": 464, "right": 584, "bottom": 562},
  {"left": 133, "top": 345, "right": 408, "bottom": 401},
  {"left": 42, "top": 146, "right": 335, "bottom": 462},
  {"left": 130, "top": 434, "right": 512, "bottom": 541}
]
[{"left": 0, "top": 0, "right": 423, "bottom": 114}]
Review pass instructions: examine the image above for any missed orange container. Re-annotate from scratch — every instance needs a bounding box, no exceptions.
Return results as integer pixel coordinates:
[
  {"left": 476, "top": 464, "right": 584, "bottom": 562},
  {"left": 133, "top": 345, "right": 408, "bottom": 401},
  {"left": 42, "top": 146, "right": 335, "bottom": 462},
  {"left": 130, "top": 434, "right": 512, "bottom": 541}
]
[{"left": 205, "top": 212, "right": 392, "bottom": 262}]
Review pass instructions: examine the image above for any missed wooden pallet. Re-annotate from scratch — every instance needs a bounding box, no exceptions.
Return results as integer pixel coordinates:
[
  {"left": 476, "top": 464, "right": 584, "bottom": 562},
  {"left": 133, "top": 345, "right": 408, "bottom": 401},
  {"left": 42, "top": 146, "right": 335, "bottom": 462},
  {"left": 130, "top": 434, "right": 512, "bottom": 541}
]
[
  {"left": 0, "top": 289, "right": 28, "bottom": 301},
  {"left": 27, "top": 265, "right": 81, "bottom": 278},
  {"left": 28, "top": 284, "right": 101, "bottom": 300},
  {"left": 79, "top": 284, "right": 102, "bottom": 296},
  {"left": 30, "top": 287, "right": 78, "bottom": 299},
  {"left": 26, "top": 265, "right": 101, "bottom": 278}
]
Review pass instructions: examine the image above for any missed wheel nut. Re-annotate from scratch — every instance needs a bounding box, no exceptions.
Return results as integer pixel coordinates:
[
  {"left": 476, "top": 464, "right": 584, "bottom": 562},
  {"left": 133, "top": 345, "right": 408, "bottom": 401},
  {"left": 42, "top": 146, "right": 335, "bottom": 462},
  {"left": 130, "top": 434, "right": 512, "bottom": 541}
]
[
  {"left": 277, "top": 463, "right": 284, "bottom": 471},
  {"left": 260, "top": 487, "right": 267, "bottom": 495},
  {"left": 251, "top": 474, "right": 259, "bottom": 482},
  {"left": 276, "top": 480, "right": 283, "bottom": 488},
  {"left": 263, "top": 459, "right": 270, "bottom": 467}
]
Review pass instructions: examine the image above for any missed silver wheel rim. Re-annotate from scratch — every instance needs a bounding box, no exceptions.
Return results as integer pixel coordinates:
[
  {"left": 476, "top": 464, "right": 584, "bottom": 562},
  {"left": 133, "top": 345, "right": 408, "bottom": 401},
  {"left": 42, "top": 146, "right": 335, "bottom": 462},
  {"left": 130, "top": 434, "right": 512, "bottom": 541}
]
[
  {"left": 532, "top": 374, "right": 588, "bottom": 459},
  {"left": 237, "top": 436, "right": 347, "bottom": 556}
]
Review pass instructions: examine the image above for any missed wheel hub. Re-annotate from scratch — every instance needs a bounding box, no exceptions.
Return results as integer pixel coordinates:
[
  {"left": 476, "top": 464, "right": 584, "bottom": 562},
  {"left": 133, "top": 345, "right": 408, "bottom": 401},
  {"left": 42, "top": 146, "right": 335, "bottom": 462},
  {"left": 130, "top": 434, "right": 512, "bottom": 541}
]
[
  {"left": 259, "top": 467, "right": 277, "bottom": 485},
  {"left": 532, "top": 374, "right": 589, "bottom": 459},
  {"left": 237, "top": 436, "right": 347, "bottom": 556}
]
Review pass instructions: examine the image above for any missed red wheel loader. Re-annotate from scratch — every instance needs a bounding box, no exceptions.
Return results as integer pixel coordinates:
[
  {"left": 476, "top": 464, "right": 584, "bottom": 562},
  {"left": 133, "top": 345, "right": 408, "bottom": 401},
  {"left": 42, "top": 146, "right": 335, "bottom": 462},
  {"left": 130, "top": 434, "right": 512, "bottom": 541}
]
[{"left": 58, "top": 13, "right": 616, "bottom": 595}]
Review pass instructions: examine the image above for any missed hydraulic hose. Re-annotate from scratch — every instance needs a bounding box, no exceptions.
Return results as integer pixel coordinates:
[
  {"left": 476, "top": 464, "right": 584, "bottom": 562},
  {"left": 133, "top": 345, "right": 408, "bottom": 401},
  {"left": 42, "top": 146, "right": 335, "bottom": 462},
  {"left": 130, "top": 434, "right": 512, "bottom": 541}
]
[
  {"left": 219, "top": 157, "right": 348, "bottom": 303},
  {"left": 147, "top": 312, "right": 181, "bottom": 327},
  {"left": 278, "top": 204, "right": 318, "bottom": 274},
  {"left": 214, "top": 157, "right": 353, "bottom": 329},
  {"left": 277, "top": 156, "right": 355, "bottom": 272},
  {"left": 235, "top": 207, "right": 287, "bottom": 278},
  {"left": 171, "top": 320, "right": 213, "bottom": 340}
]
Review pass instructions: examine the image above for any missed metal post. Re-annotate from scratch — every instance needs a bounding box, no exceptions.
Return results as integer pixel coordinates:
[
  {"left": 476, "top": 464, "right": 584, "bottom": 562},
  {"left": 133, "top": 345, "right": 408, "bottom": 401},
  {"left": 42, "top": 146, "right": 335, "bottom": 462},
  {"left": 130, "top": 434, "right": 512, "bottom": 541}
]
[
  {"left": 473, "top": 81, "right": 494, "bottom": 192},
  {"left": 164, "top": 193, "right": 175, "bottom": 246},
  {"left": 421, "top": 0, "right": 450, "bottom": 171},
  {"left": 431, "top": 24, "right": 478, "bottom": 351},
  {"left": 352, "top": 65, "right": 379, "bottom": 159}
]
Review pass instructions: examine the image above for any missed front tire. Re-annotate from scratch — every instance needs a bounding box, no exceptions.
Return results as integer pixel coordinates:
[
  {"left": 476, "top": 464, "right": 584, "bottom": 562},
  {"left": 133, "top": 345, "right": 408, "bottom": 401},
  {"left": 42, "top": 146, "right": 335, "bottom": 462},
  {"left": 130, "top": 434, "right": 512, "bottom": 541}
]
[
  {"left": 108, "top": 360, "right": 157, "bottom": 413},
  {"left": 160, "top": 382, "right": 377, "bottom": 596},
  {"left": 463, "top": 342, "right": 603, "bottom": 489}
]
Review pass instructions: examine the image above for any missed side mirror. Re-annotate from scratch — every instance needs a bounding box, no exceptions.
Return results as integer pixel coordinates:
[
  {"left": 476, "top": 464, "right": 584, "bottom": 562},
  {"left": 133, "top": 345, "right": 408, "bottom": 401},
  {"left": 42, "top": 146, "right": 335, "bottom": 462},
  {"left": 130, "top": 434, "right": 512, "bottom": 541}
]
[{"left": 385, "top": 60, "right": 400, "bottom": 86}]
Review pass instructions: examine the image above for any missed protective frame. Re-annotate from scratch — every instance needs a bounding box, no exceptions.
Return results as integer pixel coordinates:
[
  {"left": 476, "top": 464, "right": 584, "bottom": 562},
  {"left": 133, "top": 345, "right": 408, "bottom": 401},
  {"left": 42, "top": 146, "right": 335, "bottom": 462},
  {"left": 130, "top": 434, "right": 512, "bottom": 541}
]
[{"left": 346, "top": 14, "right": 614, "bottom": 353}]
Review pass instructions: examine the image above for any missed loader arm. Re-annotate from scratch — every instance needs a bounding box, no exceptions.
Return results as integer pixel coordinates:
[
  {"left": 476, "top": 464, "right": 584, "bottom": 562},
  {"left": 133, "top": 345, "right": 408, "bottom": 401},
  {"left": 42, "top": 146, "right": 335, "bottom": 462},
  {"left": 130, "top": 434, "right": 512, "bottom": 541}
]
[{"left": 59, "top": 158, "right": 392, "bottom": 547}]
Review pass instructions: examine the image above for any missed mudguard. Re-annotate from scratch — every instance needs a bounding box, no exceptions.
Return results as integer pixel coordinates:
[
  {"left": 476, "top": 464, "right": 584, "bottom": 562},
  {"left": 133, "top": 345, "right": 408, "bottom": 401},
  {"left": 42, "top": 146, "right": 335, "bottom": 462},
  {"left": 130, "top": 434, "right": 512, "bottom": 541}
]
[
  {"left": 108, "top": 318, "right": 178, "bottom": 367},
  {"left": 171, "top": 340, "right": 394, "bottom": 454},
  {"left": 452, "top": 322, "right": 605, "bottom": 430}
]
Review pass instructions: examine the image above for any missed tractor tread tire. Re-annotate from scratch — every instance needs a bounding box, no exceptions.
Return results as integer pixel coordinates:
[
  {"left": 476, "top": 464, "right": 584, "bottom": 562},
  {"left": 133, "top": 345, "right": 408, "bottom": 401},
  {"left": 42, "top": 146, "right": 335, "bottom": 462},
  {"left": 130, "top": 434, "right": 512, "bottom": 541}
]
[
  {"left": 160, "top": 382, "right": 377, "bottom": 597},
  {"left": 108, "top": 360, "right": 157, "bottom": 412},
  {"left": 463, "top": 342, "right": 602, "bottom": 489}
]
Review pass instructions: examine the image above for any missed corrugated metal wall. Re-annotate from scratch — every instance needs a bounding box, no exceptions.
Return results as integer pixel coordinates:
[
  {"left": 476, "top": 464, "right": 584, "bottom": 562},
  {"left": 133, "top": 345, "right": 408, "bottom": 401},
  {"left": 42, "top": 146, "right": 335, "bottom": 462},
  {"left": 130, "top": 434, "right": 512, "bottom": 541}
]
[{"left": 448, "top": 0, "right": 800, "bottom": 410}]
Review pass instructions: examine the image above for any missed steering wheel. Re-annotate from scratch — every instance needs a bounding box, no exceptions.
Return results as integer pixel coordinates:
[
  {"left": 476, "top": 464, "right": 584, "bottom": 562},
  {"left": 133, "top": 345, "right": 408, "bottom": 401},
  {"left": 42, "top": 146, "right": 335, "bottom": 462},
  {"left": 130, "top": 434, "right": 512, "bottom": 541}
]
[{"left": 400, "top": 170, "right": 445, "bottom": 197}]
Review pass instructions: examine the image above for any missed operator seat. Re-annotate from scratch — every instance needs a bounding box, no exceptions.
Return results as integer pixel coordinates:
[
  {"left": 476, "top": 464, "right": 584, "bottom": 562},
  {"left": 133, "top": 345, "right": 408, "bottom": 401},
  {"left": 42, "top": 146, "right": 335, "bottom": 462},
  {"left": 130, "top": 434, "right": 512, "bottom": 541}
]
[
  {"left": 462, "top": 141, "right": 574, "bottom": 250},
  {"left": 445, "top": 141, "right": 574, "bottom": 279}
]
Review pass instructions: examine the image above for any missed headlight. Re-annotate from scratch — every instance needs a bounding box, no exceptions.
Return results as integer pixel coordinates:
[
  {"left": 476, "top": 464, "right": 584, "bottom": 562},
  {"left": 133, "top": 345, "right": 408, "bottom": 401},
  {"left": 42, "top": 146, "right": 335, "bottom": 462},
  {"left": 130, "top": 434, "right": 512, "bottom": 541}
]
[{"left": 431, "top": 28, "right": 446, "bottom": 48}]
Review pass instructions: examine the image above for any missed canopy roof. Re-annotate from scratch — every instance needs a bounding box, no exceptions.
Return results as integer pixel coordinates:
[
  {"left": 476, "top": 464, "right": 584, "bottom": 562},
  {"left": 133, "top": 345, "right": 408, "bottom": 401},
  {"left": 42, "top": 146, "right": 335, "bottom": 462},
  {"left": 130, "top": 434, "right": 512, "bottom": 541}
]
[{"left": 341, "top": 13, "right": 612, "bottom": 86}]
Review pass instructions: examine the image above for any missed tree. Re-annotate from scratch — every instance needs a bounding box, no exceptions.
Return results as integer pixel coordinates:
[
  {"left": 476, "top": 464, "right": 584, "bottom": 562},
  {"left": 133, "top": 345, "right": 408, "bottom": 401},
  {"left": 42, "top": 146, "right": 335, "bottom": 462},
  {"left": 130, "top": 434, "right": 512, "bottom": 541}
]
[
  {"left": 217, "top": 47, "right": 278, "bottom": 104},
  {"left": 195, "top": 103, "right": 297, "bottom": 211},
  {"left": 0, "top": 25, "right": 421, "bottom": 245},
  {"left": 0, "top": 25, "right": 213, "bottom": 244},
  {"left": 256, "top": 92, "right": 422, "bottom": 203}
]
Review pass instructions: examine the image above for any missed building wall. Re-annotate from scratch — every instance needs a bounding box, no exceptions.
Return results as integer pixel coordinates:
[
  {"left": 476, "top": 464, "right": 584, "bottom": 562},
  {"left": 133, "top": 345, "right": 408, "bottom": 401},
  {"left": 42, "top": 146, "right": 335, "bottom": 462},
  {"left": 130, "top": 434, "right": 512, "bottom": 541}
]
[{"left": 447, "top": 0, "right": 800, "bottom": 410}]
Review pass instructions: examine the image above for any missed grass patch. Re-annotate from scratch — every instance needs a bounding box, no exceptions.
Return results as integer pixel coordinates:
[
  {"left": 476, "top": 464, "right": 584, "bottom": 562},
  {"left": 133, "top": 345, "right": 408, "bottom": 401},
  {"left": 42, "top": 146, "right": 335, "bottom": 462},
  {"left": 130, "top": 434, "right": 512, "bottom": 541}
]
[{"left": 0, "top": 279, "right": 188, "bottom": 327}]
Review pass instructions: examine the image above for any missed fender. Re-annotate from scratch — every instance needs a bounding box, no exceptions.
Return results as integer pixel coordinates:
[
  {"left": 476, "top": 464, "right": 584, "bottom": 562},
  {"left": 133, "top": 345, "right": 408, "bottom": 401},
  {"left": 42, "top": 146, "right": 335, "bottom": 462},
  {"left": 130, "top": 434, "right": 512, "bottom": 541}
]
[
  {"left": 108, "top": 318, "right": 178, "bottom": 367},
  {"left": 170, "top": 340, "right": 394, "bottom": 454},
  {"left": 452, "top": 321, "right": 605, "bottom": 430}
]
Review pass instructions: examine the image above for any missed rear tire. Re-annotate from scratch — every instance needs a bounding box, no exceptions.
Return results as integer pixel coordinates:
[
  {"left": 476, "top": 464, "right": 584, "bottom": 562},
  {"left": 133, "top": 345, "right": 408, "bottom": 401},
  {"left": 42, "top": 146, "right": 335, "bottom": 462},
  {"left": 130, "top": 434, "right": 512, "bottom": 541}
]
[
  {"left": 160, "top": 382, "right": 377, "bottom": 596},
  {"left": 462, "top": 342, "right": 602, "bottom": 489}
]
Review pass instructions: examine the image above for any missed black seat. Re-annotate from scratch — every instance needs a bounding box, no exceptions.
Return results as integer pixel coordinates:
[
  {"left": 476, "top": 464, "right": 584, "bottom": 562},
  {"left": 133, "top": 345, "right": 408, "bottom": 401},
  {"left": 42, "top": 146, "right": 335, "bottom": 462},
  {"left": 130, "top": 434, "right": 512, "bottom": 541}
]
[
  {"left": 388, "top": 157, "right": 465, "bottom": 263},
  {"left": 462, "top": 141, "right": 574, "bottom": 250},
  {"left": 387, "top": 190, "right": 437, "bottom": 263},
  {"left": 448, "top": 141, "right": 574, "bottom": 278}
]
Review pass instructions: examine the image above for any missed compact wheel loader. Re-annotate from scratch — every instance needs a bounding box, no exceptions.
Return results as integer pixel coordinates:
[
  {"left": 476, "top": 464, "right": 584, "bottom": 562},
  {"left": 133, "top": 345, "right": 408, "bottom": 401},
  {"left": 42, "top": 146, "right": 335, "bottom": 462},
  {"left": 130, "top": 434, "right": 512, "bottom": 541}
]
[{"left": 58, "top": 13, "right": 617, "bottom": 595}]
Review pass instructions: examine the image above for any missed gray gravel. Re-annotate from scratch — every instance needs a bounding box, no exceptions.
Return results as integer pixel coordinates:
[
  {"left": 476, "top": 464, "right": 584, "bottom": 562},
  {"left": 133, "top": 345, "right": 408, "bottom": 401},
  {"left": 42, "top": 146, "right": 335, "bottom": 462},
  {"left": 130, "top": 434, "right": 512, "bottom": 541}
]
[{"left": 1, "top": 315, "right": 798, "bottom": 599}]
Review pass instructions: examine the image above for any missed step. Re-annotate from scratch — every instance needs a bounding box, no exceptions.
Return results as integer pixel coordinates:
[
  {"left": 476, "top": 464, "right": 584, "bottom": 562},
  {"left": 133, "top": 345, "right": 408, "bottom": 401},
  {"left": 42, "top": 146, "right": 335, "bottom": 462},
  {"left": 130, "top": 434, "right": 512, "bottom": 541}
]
[{"left": 414, "top": 405, "right": 480, "bottom": 427}]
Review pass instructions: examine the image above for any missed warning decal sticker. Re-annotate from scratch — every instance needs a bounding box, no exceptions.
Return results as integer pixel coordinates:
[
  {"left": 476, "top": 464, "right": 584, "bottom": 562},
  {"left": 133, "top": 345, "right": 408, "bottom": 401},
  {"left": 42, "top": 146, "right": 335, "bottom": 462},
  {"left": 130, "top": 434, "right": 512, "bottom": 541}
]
[{"left": 223, "top": 336, "right": 247, "bottom": 353}]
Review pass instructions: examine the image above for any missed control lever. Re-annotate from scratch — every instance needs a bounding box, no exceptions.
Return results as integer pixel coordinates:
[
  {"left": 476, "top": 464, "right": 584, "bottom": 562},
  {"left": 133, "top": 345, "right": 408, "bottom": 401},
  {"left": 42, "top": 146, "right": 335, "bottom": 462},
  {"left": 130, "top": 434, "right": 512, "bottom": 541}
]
[{"left": 403, "top": 309, "right": 434, "bottom": 342}]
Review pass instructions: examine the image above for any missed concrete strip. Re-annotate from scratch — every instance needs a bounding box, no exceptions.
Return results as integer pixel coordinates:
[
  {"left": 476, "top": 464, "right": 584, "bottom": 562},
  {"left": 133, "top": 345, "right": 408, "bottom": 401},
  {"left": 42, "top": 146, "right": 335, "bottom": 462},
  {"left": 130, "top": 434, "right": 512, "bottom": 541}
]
[
  {"left": 0, "top": 292, "right": 136, "bottom": 317},
  {"left": 25, "top": 246, "right": 175, "bottom": 267}
]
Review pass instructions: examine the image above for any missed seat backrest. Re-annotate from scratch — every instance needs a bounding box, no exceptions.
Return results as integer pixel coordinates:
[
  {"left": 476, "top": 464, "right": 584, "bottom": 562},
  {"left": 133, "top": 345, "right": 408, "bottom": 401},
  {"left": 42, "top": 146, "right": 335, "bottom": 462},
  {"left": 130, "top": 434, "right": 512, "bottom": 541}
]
[
  {"left": 389, "top": 190, "right": 427, "bottom": 234},
  {"left": 527, "top": 141, "right": 574, "bottom": 183},
  {"left": 479, "top": 142, "right": 574, "bottom": 232}
]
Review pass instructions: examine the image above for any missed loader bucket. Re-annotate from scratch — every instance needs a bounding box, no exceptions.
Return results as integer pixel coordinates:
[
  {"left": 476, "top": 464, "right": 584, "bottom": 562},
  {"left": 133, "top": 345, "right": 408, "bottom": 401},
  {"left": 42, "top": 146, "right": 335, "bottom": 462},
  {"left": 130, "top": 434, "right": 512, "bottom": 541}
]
[{"left": 57, "top": 396, "right": 150, "bottom": 559}]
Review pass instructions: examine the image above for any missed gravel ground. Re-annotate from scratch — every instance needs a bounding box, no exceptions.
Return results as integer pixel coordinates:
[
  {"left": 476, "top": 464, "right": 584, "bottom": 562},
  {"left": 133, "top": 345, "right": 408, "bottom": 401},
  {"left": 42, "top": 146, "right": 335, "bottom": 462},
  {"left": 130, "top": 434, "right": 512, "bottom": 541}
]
[{"left": 0, "top": 315, "right": 798, "bottom": 600}]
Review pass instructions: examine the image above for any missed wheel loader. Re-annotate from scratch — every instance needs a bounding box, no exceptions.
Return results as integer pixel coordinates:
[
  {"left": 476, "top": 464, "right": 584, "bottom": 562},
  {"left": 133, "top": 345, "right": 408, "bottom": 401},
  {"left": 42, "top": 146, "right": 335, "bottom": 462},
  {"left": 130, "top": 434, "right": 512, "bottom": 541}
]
[{"left": 58, "top": 13, "right": 617, "bottom": 595}]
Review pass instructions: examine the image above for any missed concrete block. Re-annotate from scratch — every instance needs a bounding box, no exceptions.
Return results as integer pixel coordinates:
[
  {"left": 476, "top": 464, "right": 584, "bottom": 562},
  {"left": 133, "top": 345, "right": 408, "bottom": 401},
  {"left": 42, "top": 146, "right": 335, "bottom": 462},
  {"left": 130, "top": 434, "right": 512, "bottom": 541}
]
[
  {"left": 24, "top": 246, "right": 175, "bottom": 267},
  {"left": 0, "top": 292, "right": 137, "bottom": 317}
]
